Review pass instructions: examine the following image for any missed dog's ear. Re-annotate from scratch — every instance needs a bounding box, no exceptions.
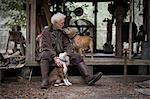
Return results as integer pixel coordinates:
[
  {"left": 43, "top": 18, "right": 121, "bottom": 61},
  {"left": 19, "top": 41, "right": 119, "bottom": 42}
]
[
  {"left": 65, "top": 27, "right": 73, "bottom": 32},
  {"left": 72, "top": 28, "right": 78, "bottom": 34}
]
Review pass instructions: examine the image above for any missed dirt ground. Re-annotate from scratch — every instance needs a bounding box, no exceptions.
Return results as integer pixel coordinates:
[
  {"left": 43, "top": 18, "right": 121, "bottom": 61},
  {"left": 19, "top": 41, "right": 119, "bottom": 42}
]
[{"left": 0, "top": 76, "right": 149, "bottom": 99}]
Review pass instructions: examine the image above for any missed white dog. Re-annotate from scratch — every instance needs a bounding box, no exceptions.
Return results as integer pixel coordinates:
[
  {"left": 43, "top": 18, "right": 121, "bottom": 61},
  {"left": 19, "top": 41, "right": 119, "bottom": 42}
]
[{"left": 57, "top": 52, "right": 72, "bottom": 86}]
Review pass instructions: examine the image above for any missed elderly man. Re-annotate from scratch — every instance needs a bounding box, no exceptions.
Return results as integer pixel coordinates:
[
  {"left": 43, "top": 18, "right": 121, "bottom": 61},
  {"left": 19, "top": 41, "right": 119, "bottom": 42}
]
[{"left": 39, "top": 12, "right": 102, "bottom": 89}]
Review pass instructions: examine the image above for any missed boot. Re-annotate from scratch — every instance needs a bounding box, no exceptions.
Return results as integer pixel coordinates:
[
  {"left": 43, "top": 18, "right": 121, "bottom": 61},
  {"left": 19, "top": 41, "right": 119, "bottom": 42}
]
[
  {"left": 40, "top": 60, "right": 49, "bottom": 89},
  {"left": 77, "top": 62, "right": 103, "bottom": 86}
]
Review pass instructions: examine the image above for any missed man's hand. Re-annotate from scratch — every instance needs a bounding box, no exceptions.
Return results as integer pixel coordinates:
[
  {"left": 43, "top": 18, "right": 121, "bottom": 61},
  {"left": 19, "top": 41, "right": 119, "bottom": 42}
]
[{"left": 54, "top": 57, "right": 62, "bottom": 67}]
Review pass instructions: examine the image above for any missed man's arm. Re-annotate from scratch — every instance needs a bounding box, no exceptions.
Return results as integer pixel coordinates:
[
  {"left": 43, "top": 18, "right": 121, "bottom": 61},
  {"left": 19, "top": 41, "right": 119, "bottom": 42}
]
[{"left": 41, "top": 28, "right": 57, "bottom": 58}]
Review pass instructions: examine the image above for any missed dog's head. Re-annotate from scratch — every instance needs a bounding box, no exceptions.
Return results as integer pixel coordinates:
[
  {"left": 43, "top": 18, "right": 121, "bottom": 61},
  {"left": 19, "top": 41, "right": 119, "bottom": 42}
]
[
  {"left": 59, "top": 52, "right": 67, "bottom": 60},
  {"left": 59, "top": 52, "right": 70, "bottom": 66},
  {"left": 64, "top": 27, "right": 77, "bottom": 39}
]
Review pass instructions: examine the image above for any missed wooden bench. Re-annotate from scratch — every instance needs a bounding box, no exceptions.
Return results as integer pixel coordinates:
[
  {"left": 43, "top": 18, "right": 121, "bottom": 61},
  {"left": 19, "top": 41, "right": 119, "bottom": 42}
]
[
  {"left": 25, "top": 57, "right": 150, "bottom": 66},
  {"left": 24, "top": 57, "right": 150, "bottom": 80}
]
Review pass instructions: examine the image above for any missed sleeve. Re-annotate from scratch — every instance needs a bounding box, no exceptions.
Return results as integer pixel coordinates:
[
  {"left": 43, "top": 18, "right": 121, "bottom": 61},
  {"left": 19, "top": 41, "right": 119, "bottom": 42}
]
[{"left": 41, "top": 28, "right": 57, "bottom": 58}]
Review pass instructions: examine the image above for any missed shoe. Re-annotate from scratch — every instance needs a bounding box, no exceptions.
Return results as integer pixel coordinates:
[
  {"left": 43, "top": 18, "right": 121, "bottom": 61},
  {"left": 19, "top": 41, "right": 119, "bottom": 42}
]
[
  {"left": 41, "top": 79, "right": 49, "bottom": 89},
  {"left": 87, "top": 72, "right": 103, "bottom": 86}
]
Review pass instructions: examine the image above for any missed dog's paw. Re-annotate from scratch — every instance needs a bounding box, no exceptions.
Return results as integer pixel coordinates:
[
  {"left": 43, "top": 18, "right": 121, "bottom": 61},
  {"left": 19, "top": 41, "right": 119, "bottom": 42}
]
[
  {"left": 54, "top": 83, "right": 59, "bottom": 87},
  {"left": 54, "top": 82, "right": 66, "bottom": 87},
  {"left": 66, "top": 80, "right": 72, "bottom": 86},
  {"left": 64, "top": 82, "right": 70, "bottom": 86},
  {"left": 68, "top": 82, "right": 72, "bottom": 86},
  {"left": 59, "top": 83, "right": 65, "bottom": 86}
]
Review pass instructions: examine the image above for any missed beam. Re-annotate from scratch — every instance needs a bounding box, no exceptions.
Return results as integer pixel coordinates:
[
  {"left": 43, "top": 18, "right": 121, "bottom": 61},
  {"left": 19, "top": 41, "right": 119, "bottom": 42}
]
[
  {"left": 147, "top": 0, "right": 150, "bottom": 42},
  {"left": 43, "top": 0, "right": 52, "bottom": 27},
  {"left": 26, "top": 0, "right": 37, "bottom": 65},
  {"left": 129, "top": 0, "right": 133, "bottom": 59}
]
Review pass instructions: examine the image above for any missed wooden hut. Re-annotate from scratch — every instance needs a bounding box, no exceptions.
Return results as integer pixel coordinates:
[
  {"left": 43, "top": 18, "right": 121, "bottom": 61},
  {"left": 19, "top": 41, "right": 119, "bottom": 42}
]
[
  {"left": 1, "top": 0, "right": 150, "bottom": 81},
  {"left": 26, "top": 0, "right": 150, "bottom": 75}
]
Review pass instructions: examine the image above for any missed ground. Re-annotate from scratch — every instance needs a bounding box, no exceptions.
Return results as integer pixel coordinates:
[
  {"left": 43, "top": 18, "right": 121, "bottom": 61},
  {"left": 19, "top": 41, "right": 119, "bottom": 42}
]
[{"left": 0, "top": 76, "right": 149, "bottom": 99}]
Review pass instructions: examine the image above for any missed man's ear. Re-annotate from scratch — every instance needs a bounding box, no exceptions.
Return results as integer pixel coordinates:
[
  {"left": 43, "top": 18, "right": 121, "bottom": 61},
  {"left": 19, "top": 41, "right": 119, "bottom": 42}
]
[{"left": 53, "top": 20, "right": 57, "bottom": 25}]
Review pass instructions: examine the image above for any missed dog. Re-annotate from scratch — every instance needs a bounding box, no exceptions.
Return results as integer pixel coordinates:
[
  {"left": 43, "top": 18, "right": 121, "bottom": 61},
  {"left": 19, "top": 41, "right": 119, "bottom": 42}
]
[
  {"left": 49, "top": 52, "right": 72, "bottom": 86},
  {"left": 64, "top": 28, "right": 94, "bottom": 59}
]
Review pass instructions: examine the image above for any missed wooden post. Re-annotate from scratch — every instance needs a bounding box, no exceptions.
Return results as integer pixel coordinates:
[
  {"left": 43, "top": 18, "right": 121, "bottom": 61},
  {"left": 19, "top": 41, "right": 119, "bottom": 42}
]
[
  {"left": 26, "top": 0, "right": 30, "bottom": 65},
  {"left": 26, "top": 0, "right": 37, "bottom": 65},
  {"left": 147, "top": 0, "right": 150, "bottom": 42},
  {"left": 43, "top": 0, "right": 52, "bottom": 27},
  {"left": 129, "top": 0, "right": 133, "bottom": 60},
  {"left": 93, "top": 1, "right": 97, "bottom": 53},
  {"left": 115, "top": 6, "right": 124, "bottom": 57},
  {"left": 123, "top": 49, "right": 128, "bottom": 85}
]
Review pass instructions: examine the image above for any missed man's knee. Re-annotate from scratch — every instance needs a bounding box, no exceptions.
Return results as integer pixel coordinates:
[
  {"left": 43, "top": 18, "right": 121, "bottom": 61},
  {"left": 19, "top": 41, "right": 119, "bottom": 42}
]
[
  {"left": 40, "top": 51, "right": 53, "bottom": 61},
  {"left": 40, "top": 59, "right": 49, "bottom": 67},
  {"left": 70, "top": 53, "right": 83, "bottom": 64}
]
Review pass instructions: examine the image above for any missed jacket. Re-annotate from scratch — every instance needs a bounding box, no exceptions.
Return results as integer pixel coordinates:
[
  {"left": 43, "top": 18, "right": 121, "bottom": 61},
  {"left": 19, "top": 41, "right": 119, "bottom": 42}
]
[{"left": 40, "top": 27, "right": 74, "bottom": 59}]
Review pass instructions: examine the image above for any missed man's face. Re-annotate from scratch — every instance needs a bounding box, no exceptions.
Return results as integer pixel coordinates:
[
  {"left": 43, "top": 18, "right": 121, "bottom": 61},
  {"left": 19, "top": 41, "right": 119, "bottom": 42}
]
[{"left": 54, "top": 19, "right": 65, "bottom": 29}]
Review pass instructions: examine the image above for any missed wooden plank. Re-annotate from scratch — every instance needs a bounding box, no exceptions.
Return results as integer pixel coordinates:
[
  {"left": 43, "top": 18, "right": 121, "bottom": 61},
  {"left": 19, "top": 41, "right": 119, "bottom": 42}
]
[
  {"left": 43, "top": 0, "right": 52, "bottom": 27},
  {"left": 0, "top": 63, "right": 25, "bottom": 70},
  {"left": 129, "top": 0, "right": 133, "bottom": 59},
  {"left": 30, "top": 0, "right": 36, "bottom": 62},
  {"left": 25, "top": 0, "right": 30, "bottom": 63}
]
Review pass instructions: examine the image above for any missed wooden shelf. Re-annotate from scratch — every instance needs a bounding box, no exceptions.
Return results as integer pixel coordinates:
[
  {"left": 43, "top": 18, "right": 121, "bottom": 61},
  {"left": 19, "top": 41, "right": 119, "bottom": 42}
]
[{"left": 0, "top": 63, "right": 25, "bottom": 69}]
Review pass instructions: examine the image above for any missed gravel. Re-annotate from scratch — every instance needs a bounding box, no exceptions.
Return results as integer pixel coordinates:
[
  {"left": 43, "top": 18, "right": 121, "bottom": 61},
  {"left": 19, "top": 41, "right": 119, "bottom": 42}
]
[{"left": 0, "top": 76, "right": 149, "bottom": 99}]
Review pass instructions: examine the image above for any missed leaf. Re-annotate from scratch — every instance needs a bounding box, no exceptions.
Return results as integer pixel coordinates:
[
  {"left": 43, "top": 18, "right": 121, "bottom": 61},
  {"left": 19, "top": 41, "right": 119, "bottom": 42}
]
[{"left": 0, "top": 0, "right": 26, "bottom": 28}]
